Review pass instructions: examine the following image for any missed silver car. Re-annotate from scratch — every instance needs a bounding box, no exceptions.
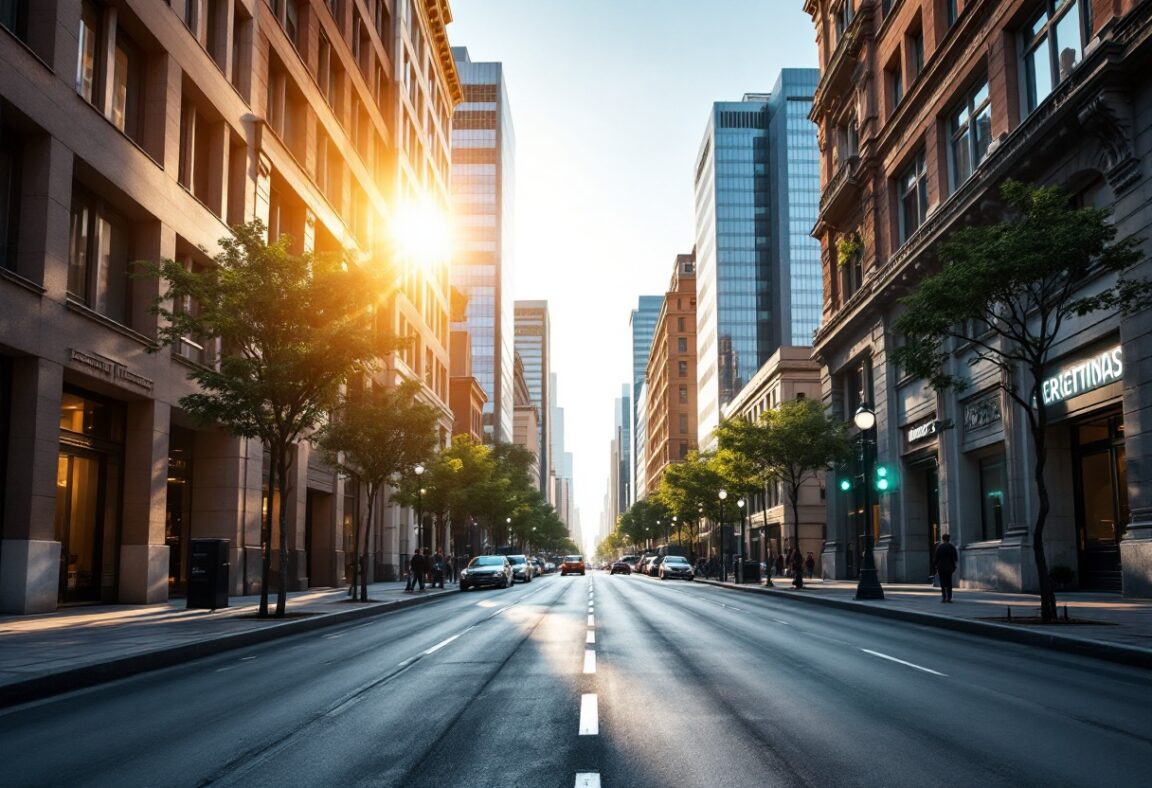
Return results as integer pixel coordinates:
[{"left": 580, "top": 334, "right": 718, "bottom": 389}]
[
  {"left": 459, "top": 556, "right": 514, "bottom": 591},
  {"left": 506, "top": 554, "right": 534, "bottom": 583},
  {"left": 659, "top": 555, "right": 694, "bottom": 581}
]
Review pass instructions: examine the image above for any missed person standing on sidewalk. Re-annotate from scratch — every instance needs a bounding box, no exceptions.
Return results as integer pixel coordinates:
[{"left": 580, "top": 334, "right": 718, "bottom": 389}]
[
  {"left": 406, "top": 550, "right": 426, "bottom": 592},
  {"left": 805, "top": 552, "right": 816, "bottom": 579},
  {"left": 934, "top": 532, "right": 959, "bottom": 603},
  {"left": 431, "top": 550, "right": 445, "bottom": 589}
]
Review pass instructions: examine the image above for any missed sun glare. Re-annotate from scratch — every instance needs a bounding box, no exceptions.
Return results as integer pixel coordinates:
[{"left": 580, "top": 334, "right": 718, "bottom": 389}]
[{"left": 392, "top": 199, "right": 453, "bottom": 266}]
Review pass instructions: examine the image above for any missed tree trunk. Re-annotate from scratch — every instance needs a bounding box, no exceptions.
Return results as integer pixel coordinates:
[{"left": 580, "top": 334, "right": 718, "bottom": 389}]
[
  {"left": 1031, "top": 409, "right": 1057, "bottom": 622},
  {"left": 360, "top": 484, "right": 378, "bottom": 602},
  {"left": 275, "top": 447, "right": 290, "bottom": 618},
  {"left": 259, "top": 447, "right": 275, "bottom": 618},
  {"left": 790, "top": 484, "right": 804, "bottom": 589},
  {"left": 347, "top": 496, "right": 361, "bottom": 600}
]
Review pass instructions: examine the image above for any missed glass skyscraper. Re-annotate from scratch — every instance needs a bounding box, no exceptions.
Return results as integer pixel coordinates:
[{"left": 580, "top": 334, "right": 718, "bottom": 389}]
[
  {"left": 450, "top": 47, "right": 516, "bottom": 444},
  {"left": 693, "top": 69, "right": 821, "bottom": 447},
  {"left": 630, "top": 295, "right": 662, "bottom": 502},
  {"left": 515, "top": 300, "right": 551, "bottom": 495}
]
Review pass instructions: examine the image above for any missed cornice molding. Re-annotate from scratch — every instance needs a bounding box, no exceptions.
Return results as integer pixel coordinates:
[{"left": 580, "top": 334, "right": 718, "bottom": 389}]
[{"left": 424, "top": 0, "right": 463, "bottom": 105}]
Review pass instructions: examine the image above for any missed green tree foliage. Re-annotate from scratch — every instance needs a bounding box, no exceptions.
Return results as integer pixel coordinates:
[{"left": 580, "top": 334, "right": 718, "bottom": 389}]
[
  {"left": 892, "top": 181, "right": 1149, "bottom": 620},
  {"left": 715, "top": 399, "right": 852, "bottom": 587},
  {"left": 147, "top": 221, "right": 395, "bottom": 617},
  {"left": 654, "top": 450, "right": 738, "bottom": 558},
  {"left": 313, "top": 380, "right": 439, "bottom": 601},
  {"left": 615, "top": 498, "right": 670, "bottom": 551}
]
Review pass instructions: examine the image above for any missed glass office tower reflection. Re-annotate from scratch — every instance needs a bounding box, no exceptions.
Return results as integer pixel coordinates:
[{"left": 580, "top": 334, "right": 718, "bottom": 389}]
[
  {"left": 692, "top": 69, "right": 820, "bottom": 447},
  {"left": 450, "top": 47, "right": 516, "bottom": 444},
  {"left": 515, "top": 301, "right": 551, "bottom": 495}
]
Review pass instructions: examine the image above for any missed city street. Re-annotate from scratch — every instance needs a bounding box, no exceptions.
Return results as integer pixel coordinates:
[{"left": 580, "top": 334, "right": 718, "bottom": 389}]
[{"left": 1, "top": 573, "right": 1149, "bottom": 787}]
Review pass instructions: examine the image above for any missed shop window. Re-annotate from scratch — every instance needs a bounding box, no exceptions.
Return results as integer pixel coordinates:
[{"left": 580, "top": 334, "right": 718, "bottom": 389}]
[
  {"left": 979, "top": 455, "right": 1006, "bottom": 540},
  {"left": 948, "top": 79, "right": 991, "bottom": 191},
  {"left": 68, "top": 186, "right": 134, "bottom": 325},
  {"left": 1022, "top": 0, "right": 1089, "bottom": 114}
]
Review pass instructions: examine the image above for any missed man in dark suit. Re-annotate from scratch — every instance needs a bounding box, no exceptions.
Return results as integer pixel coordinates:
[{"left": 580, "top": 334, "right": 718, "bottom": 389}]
[
  {"left": 934, "top": 532, "right": 959, "bottom": 603},
  {"left": 406, "top": 549, "right": 426, "bottom": 592}
]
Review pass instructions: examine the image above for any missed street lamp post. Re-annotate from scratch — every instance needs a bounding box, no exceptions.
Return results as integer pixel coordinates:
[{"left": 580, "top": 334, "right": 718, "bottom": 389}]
[
  {"left": 506, "top": 516, "right": 512, "bottom": 550},
  {"left": 670, "top": 515, "right": 676, "bottom": 547},
  {"left": 718, "top": 489, "right": 728, "bottom": 582},
  {"left": 737, "top": 498, "right": 746, "bottom": 584},
  {"left": 854, "top": 403, "right": 885, "bottom": 600},
  {"left": 414, "top": 464, "right": 425, "bottom": 552}
]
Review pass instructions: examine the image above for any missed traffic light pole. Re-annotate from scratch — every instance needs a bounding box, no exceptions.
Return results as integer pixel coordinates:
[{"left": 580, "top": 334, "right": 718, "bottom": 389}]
[{"left": 855, "top": 426, "right": 885, "bottom": 600}]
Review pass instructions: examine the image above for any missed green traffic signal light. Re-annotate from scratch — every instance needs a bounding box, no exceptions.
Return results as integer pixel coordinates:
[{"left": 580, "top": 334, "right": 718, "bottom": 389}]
[
  {"left": 874, "top": 464, "right": 896, "bottom": 492},
  {"left": 839, "top": 477, "right": 852, "bottom": 492}
]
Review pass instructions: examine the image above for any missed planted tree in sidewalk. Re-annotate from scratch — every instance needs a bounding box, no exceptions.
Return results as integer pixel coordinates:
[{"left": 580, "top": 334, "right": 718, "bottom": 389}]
[
  {"left": 655, "top": 450, "right": 733, "bottom": 561},
  {"left": 715, "top": 400, "right": 852, "bottom": 588},
  {"left": 892, "top": 181, "right": 1149, "bottom": 621},
  {"left": 148, "top": 222, "right": 394, "bottom": 617},
  {"left": 314, "top": 379, "right": 439, "bottom": 602}
]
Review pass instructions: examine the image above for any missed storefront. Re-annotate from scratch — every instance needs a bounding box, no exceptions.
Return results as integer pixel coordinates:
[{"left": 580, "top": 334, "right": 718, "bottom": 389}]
[
  {"left": 55, "top": 388, "right": 124, "bottom": 604},
  {"left": 902, "top": 416, "right": 943, "bottom": 580}
]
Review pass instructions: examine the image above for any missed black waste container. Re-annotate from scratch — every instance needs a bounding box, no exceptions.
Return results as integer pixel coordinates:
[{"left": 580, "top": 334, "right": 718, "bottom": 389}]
[
  {"left": 741, "top": 560, "right": 761, "bottom": 584},
  {"left": 187, "top": 539, "right": 230, "bottom": 610}
]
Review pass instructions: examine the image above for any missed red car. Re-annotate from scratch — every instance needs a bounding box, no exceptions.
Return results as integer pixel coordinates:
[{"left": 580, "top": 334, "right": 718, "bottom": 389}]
[{"left": 560, "top": 555, "right": 586, "bottom": 575}]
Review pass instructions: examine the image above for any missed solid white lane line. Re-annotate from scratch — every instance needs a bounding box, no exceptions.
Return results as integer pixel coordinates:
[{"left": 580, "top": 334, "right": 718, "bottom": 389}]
[
  {"left": 583, "top": 650, "right": 597, "bottom": 674},
  {"left": 587, "top": 614, "right": 595, "bottom": 627},
  {"left": 586, "top": 630, "right": 595, "bottom": 644},
  {"left": 579, "top": 694, "right": 599, "bottom": 735},
  {"left": 860, "top": 648, "right": 947, "bottom": 676},
  {"left": 574, "top": 773, "right": 601, "bottom": 788},
  {"left": 423, "top": 633, "right": 461, "bottom": 655}
]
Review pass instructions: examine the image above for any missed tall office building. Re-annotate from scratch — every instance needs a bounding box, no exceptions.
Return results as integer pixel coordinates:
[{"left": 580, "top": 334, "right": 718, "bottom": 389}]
[
  {"left": 629, "top": 296, "right": 662, "bottom": 503},
  {"left": 450, "top": 47, "right": 515, "bottom": 444},
  {"left": 692, "top": 69, "right": 821, "bottom": 447},
  {"left": 514, "top": 301, "right": 551, "bottom": 494}
]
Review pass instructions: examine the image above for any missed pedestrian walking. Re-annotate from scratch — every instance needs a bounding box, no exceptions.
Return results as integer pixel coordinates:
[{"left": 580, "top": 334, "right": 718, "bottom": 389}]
[
  {"left": 775, "top": 553, "right": 785, "bottom": 578},
  {"left": 406, "top": 549, "right": 426, "bottom": 592},
  {"left": 934, "top": 532, "right": 959, "bottom": 603},
  {"left": 446, "top": 554, "right": 456, "bottom": 584},
  {"left": 805, "top": 552, "right": 815, "bottom": 579},
  {"left": 432, "top": 550, "right": 445, "bottom": 588}
]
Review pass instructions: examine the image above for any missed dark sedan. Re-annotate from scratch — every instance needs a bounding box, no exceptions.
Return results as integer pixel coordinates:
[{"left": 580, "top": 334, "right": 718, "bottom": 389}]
[
  {"left": 459, "top": 556, "right": 514, "bottom": 591},
  {"left": 658, "top": 555, "right": 694, "bottom": 581},
  {"left": 610, "top": 560, "right": 632, "bottom": 575}
]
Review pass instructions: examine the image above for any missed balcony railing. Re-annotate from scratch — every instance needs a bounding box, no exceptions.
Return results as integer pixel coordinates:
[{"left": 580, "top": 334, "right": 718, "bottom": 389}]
[{"left": 819, "top": 154, "right": 863, "bottom": 228}]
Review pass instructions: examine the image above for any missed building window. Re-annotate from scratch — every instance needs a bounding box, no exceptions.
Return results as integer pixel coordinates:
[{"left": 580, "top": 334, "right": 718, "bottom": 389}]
[
  {"left": 679, "top": 414, "right": 688, "bottom": 434},
  {"left": 284, "top": 0, "right": 301, "bottom": 51},
  {"left": 908, "top": 29, "right": 924, "bottom": 81},
  {"left": 0, "top": 0, "right": 28, "bottom": 40},
  {"left": 317, "top": 33, "right": 334, "bottom": 108},
  {"left": 111, "top": 31, "right": 145, "bottom": 145},
  {"left": 1023, "top": 0, "right": 1089, "bottom": 113},
  {"left": 677, "top": 316, "right": 685, "bottom": 331},
  {"left": 678, "top": 360, "right": 688, "bottom": 378},
  {"left": 76, "top": 1, "right": 103, "bottom": 105},
  {"left": 833, "top": 0, "right": 854, "bottom": 43},
  {"left": 888, "top": 51, "right": 903, "bottom": 110},
  {"left": 0, "top": 124, "right": 21, "bottom": 272},
  {"left": 678, "top": 336, "right": 688, "bottom": 353},
  {"left": 979, "top": 455, "right": 1006, "bottom": 541},
  {"left": 68, "top": 187, "right": 133, "bottom": 324},
  {"left": 678, "top": 385, "right": 688, "bottom": 404},
  {"left": 948, "top": 79, "right": 991, "bottom": 190},
  {"left": 896, "top": 151, "right": 928, "bottom": 245},
  {"left": 944, "top": 0, "right": 958, "bottom": 26},
  {"left": 679, "top": 441, "right": 689, "bottom": 460}
]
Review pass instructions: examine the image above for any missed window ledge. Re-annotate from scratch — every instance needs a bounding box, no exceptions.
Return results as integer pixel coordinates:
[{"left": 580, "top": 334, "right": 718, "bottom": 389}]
[
  {"left": 0, "top": 266, "right": 46, "bottom": 295},
  {"left": 64, "top": 298, "right": 157, "bottom": 348}
]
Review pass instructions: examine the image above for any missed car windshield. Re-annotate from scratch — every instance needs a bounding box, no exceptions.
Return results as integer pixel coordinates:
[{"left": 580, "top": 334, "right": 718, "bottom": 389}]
[
  {"left": 470, "top": 556, "right": 505, "bottom": 567},
  {"left": 665, "top": 557, "right": 688, "bottom": 564},
  {"left": 507, "top": 556, "right": 526, "bottom": 565},
  {"left": 565, "top": 556, "right": 583, "bottom": 563}
]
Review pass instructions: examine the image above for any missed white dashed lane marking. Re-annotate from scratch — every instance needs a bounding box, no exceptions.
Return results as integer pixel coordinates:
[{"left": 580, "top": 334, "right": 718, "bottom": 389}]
[
  {"left": 586, "top": 630, "right": 595, "bottom": 644},
  {"left": 583, "top": 650, "right": 596, "bottom": 674},
  {"left": 579, "top": 694, "right": 598, "bottom": 735},
  {"left": 860, "top": 648, "right": 947, "bottom": 676},
  {"left": 587, "top": 614, "right": 595, "bottom": 627},
  {"left": 574, "top": 773, "right": 601, "bottom": 788}
]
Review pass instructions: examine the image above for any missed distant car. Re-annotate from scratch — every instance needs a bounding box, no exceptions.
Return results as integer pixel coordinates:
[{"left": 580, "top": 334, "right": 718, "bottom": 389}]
[
  {"left": 620, "top": 555, "right": 639, "bottom": 571},
  {"left": 544, "top": 561, "right": 556, "bottom": 573},
  {"left": 636, "top": 555, "right": 657, "bottom": 576},
  {"left": 659, "top": 555, "right": 694, "bottom": 581},
  {"left": 531, "top": 557, "right": 547, "bottom": 577},
  {"left": 459, "top": 556, "right": 514, "bottom": 591},
  {"left": 647, "top": 556, "right": 665, "bottom": 576},
  {"left": 560, "top": 555, "right": 586, "bottom": 575},
  {"left": 507, "top": 554, "right": 533, "bottom": 583},
  {"left": 610, "top": 560, "right": 632, "bottom": 575}
]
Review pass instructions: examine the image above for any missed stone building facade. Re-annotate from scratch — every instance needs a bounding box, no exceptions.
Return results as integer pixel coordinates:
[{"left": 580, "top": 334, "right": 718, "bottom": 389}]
[
  {"left": 805, "top": 0, "right": 1152, "bottom": 595},
  {"left": 0, "top": 0, "right": 460, "bottom": 613}
]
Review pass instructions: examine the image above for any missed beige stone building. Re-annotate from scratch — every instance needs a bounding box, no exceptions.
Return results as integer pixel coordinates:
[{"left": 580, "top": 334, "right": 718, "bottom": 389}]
[{"left": 0, "top": 0, "right": 460, "bottom": 612}]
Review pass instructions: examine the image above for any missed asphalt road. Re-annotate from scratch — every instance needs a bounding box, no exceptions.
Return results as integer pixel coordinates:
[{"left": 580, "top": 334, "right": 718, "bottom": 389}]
[{"left": 1, "top": 572, "right": 1150, "bottom": 787}]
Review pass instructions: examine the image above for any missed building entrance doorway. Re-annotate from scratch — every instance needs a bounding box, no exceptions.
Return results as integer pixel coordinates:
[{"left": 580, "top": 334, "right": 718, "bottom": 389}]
[{"left": 1074, "top": 414, "right": 1127, "bottom": 591}]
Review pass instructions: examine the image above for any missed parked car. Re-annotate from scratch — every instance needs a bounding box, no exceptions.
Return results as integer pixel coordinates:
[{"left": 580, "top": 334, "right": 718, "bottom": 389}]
[
  {"left": 647, "top": 555, "right": 665, "bottom": 576},
  {"left": 620, "top": 554, "right": 639, "bottom": 571},
  {"left": 506, "top": 554, "right": 534, "bottom": 583},
  {"left": 610, "top": 560, "right": 632, "bottom": 575},
  {"left": 531, "top": 556, "right": 547, "bottom": 577},
  {"left": 544, "top": 561, "right": 556, "bottom": 574},
  {"left": 560, "top": 555, "right": 586, "bottom": 575},
  {"left": 659, "top": 555, "right": 694, "bottom": 581},
  {"left": 636, "top": 555, "right": 657, "bottom": 576},
  {"left": 459, "top": 556, "right": 514, "bottom": 591}
]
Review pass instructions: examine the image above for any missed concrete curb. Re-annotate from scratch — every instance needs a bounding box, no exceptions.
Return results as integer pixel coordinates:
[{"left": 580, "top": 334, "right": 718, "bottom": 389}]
[
  {"left": 0, "top": 589, "right": 452, "bottom": 709},
  {"left": 696, "top": 578, "right": 1152, "bottom": 670}
]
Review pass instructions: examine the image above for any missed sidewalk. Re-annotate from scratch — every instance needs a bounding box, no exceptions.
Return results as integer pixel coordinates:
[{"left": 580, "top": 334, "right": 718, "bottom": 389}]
[
  {"left": 697, "top": 575, "right": 1152, "bottom": 668},
  {"left": 0, "top": 580, "right": 455, "bottom": 708}
]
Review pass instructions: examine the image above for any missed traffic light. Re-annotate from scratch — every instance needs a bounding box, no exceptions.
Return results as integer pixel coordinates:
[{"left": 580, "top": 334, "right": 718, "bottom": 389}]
[
  {"left": 838, "top": 476, "right": 852, "bottom": 493},
  {"left": 874, "top": 464, "right": 898, "bottom": 493}
]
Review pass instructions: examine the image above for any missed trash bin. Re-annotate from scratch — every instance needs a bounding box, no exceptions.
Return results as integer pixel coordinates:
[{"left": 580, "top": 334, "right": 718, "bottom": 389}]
[
  {"left": 187, "top": 538, "right": 230, "bottom": 610},
  {"left": 741, "top": 560, "right": 761, "bottom": 584}
]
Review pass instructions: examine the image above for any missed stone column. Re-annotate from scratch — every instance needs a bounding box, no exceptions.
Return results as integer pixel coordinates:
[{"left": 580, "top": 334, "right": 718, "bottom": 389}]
[
  {"left": 283, "top": 443, "right": 309, "bottom": 590},
  {"left": 191, "top": 430, "right": 262, "bottom": 595},
  {"left": 118, "top": 400, "right": 170, "bottom": 604},
  {"left": 1120, "top": 303, "right": 1152, "bottom": 597},
  {"left": 0, "top": 358, "right": 64, "bottom": 613}
]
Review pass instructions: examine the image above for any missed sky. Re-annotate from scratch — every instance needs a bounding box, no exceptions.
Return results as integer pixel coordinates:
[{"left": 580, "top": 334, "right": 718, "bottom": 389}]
[{"left": 447, "top": 1, "right": 819, "bottom": 552}]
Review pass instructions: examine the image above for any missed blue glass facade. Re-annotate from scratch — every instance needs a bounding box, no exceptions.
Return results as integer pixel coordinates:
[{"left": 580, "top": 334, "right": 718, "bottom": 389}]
[
  {"left": 450, "top": 48, "right": 516, "bottom": 444},
  {"left": 630, "top": 295, "right": 662, "bottom": 501},
  {"left": 693, "top": 69, "right": 821, "bottom": 446}
]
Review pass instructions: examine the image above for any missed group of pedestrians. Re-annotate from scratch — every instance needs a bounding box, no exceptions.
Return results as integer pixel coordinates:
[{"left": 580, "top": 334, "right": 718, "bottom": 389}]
[{"left": 405, "top": 548, "right": 456, "bottom": 592}]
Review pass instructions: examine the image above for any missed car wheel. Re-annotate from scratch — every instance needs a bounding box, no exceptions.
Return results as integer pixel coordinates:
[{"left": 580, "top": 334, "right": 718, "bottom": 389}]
[
  {"left": 460, "top": 584, "right": 469, "bottom": 592},
  {"left": 580, "top": 571, "right": 586, "bottom": 575},
  {"left": 561, "top": 571, "right": 566, "bottom": 576}
]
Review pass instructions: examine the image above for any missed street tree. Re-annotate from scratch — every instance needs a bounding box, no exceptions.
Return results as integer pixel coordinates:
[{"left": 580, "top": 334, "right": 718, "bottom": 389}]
[
  {"left": 149, "top": 221, "right": 394, "bottom": 617},
  {"left": 892, "top": 181, "right": 1149, "bottom": 620},
  {"left": 715, "top": 399, "right": 852, "bottom": 588},
  {"left": 313, "top": 379, "right": 439, "bottom": 601},
  {"left": 655, "top": 450, "right": 735, "bottom": 560}
]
